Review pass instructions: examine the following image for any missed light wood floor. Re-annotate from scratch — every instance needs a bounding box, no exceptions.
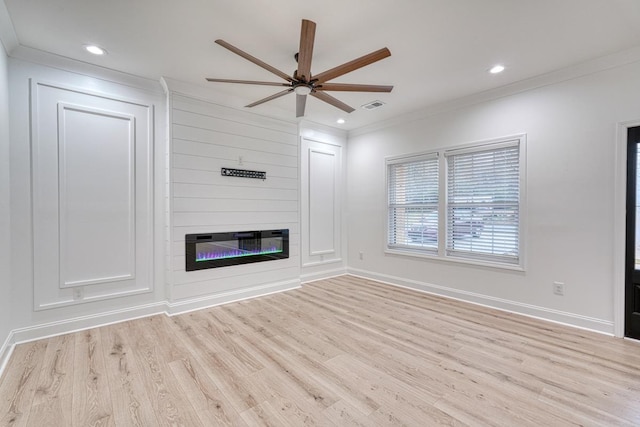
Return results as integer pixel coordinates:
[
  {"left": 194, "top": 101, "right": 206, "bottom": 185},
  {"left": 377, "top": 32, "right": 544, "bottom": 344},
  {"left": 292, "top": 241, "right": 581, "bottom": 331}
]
[{"left": 2, "top": 275, "right": 640, "bottom": 426}]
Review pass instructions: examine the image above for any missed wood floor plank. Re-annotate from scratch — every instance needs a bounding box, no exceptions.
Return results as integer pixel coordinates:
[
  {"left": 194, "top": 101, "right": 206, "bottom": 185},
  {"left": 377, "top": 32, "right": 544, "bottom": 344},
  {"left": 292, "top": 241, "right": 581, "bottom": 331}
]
[
  {"left": 25, "top": 334, "right": 75, "bottom": 427},
  {"left": 178, "top": 310, "right": 264, "bottom": 375},
  {"left": 122, "top": 317, "right": 205, "bottom": 427},
  {"left": 222, "top": 302, "right": 381, "bottom": 416},
  {"left": 2, "top": 275, "right": 640, "bottom": 426},
  {"left": 214, "top": 306, "right": 342, "bottom": 411},
  {"left": 153, "top": 311, "right": 242, "bottom": 425},
  {"left": 165, "top": 316, "right": 263, "bottom": 416},
  {"left": 100, "top": 322, "right": 159, "bottom": 427},
  {"left": 71, "top": 329, "right": 114, "bottom": 426},
  {"left": 325, "top": 354, "right": 464, "bottom": 426},
  {"left": 248, "top": 298, "right": 344, "bottom": 362},
  {"left": 244, "top": 368, "right": 323, "bottom": 425},
  {"left": 238, "top": 400, "right": 288, "bottom": 426},
  {"left": 0, "top": 341, "right": 48, "bottom": 426},
  {"left": 322, "top": 400, "right": 372, "bottom": 427}
]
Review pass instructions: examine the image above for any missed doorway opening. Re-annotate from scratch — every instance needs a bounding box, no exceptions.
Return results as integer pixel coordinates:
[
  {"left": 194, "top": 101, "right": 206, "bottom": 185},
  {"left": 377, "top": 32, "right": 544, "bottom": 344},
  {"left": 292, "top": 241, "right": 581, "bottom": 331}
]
[{"left": 624, "top": 125, "right": 640, "bottom": 339}]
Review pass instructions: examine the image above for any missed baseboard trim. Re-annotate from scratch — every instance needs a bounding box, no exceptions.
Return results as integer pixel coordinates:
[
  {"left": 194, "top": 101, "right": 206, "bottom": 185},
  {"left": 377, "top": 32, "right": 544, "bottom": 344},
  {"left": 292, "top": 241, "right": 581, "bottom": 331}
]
[
  {"left": 300, "top": 267, "right": 348, "bottom": 284},
  {"left": 347, "top": 268, "right": 615, "bottom": 335},
  {"left": 2, "top": 279, "right": 300, "bottom": 375},
  {"left": 1, "top": 269, "right": 616, "bottom": 379},
  {"left": 0, "top": 301, "right": 166, "bottom": 380},
  {"left": 166, "top": 279, "right": 301, "bottom": 316},
  {"left": 11, "top": 302, "right": 168, "bottom": 346},
  {"left": 0, "top": 331, "right": 15, "bottom": 379}
]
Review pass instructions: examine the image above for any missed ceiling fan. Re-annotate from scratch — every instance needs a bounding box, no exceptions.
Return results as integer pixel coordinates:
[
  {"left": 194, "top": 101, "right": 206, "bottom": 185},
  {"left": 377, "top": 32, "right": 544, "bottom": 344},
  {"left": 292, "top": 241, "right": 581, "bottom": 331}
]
[{"left": 206, "top": 19, "right": 393, "bottom": 117}]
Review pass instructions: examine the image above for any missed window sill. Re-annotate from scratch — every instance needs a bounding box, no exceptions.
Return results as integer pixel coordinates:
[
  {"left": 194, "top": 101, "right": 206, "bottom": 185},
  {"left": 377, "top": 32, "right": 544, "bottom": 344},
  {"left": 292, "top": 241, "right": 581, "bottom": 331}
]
[{"left": 384, "top": 248, "right": 525, "bottom": 272}]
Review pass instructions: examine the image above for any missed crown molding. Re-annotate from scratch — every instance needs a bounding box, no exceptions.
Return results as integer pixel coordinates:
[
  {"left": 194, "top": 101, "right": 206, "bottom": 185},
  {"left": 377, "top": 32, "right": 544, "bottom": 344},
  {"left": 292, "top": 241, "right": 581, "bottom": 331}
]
[
  {"left": 349, "top": 44, "right": 640, "bottom": 138},
  {"left": 299, "top": 119, "right": 347, "bottom": 140},
  {"left": 0, "top": 0, "right": 18, "bottom": 54},
  {"left": 10, "top": 45, "right": 164, "bottom": 95}
]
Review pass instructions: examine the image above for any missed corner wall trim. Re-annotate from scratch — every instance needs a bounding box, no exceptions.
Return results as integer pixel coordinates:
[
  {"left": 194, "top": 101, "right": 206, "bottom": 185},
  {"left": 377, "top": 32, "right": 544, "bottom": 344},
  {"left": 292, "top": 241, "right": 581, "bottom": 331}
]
[{"left": 347, "top": 268, "right": 614, "bottom": 335}]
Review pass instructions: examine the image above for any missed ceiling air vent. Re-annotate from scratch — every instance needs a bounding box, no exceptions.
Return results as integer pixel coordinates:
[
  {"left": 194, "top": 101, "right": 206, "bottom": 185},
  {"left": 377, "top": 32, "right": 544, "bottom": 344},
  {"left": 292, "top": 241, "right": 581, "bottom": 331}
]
[{"left": 361, "top": 100, "right": 386, "bottom": 110}]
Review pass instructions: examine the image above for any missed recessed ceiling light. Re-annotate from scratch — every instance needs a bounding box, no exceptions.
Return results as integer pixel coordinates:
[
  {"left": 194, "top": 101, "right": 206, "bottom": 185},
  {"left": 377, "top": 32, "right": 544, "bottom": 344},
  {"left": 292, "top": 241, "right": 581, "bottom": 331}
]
[
  {"left": 336, "top": 118, "right": 346, "bottom": 124},
  {"left": 489, "top": 64, "right": 505, "bottom": 74},
  {"left": 85, "top": 45, "right": 107, "bottom": 55}
]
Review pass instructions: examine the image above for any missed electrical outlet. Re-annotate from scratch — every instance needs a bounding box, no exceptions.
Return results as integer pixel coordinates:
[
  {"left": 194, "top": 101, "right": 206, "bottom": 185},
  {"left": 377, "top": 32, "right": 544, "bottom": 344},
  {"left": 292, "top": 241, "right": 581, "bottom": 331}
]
[
  {"left": 359, "top": 251, "right": 364, "bottom": 260},
  {"left": 553, "top": 281, "right": 564, "bottom": 296}
]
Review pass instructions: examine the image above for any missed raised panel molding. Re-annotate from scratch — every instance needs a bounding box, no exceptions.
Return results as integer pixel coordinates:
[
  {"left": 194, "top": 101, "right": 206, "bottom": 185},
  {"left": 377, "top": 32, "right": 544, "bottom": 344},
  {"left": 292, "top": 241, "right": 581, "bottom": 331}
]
[
  {"left": 301, "top": 137, "right": 343, "bottom": 268},
  {"left": 57, "top": 103, "right": 136, "bottom": 288},
  {"left": 309, "top": 148, "right": 336, "bottom": 256}
]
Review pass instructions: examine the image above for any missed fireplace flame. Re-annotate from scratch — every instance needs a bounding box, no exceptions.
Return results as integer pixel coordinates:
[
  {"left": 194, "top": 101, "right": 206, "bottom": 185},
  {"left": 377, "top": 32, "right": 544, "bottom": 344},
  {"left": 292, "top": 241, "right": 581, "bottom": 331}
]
[{"left": 196, "top": 246, "right": 282, "bottom": 262}]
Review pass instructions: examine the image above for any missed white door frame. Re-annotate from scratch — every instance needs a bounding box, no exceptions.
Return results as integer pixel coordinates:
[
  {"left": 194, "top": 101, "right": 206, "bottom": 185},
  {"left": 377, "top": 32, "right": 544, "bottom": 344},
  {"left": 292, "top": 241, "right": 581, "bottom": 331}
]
[{"left": 614, "top": 120, "right": 640, "bottom": 337}]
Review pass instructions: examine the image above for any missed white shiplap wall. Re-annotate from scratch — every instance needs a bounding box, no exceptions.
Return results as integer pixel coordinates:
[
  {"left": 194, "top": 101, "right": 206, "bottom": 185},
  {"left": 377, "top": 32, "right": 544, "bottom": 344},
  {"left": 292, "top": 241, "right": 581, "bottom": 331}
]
[{"left": 168, "top": 93, "right": 300, "bottom": 302}]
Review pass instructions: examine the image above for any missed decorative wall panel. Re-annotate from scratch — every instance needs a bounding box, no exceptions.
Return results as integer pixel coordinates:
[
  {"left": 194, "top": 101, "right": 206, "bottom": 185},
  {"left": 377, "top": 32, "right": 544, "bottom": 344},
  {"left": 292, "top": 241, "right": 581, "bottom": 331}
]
[
  {"left": 57, "top": 104, "right": 135, "bottom": 287},
  {"left": 31, "top": 81, "right": 153, "bottom": 310},
  {"left": 309, "top": 149, "right": 336, "bottom": 255}
]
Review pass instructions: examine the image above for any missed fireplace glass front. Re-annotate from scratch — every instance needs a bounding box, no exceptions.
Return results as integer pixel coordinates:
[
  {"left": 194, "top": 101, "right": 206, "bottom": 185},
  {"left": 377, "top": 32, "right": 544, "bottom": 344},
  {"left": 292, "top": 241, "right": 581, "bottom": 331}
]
[{"left": 185, "top": 229, "right": 289, "bottom": 271}]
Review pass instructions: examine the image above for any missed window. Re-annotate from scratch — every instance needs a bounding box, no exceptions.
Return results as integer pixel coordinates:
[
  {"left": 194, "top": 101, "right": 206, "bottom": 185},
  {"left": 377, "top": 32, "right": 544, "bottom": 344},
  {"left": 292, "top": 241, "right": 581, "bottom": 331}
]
[
  {"left": 387, "top": 153, "right": 439, "bottom": 252},
  {"left": 386, "top": 136, "right": 524, "bottom": 268},
  {"left": 445, "top": 140, "right": 521, "bottom": 265}
]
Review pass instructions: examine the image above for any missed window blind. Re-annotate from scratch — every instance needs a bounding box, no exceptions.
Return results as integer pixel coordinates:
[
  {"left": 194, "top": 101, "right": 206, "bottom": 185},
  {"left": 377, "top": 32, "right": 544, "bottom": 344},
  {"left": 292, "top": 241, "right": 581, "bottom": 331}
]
[
  {"left": 445, "top": 141, "right": 520, "bottom": 264},
  {"left": 387, "top": 154, "right": 439, "bottom": 251}
]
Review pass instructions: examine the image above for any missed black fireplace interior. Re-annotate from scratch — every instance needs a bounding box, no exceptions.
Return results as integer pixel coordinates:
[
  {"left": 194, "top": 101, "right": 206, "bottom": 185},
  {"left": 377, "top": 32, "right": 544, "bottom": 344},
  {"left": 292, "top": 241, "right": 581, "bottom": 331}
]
[{"left": 185, "top": 229, "right": 289, "bottom": 271}]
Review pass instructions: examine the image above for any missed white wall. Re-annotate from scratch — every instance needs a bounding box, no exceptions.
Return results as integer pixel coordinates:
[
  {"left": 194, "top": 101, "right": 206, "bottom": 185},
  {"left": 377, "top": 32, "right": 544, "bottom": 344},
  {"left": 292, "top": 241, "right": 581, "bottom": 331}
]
[
  {"left": 164, "top": 81, "right": 301, "bottom": 310},
  {"left": 347, "top": 59, "right": 640, "bottom": 334},
  {"left": 0, "top": 36, "right": 12, "bottom": 362},
  {"left": 7, "top": 51, "right": 168, "bottom": 342}
]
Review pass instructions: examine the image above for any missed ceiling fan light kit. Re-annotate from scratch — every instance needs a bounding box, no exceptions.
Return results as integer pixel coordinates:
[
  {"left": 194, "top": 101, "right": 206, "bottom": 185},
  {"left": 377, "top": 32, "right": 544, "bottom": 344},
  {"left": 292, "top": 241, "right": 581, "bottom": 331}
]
[
  {"left": 206, "top": 19, "right": 393, "bottom": 118},
  {"left": 293, "top": 85, "right": 312, "bottom": 96}
]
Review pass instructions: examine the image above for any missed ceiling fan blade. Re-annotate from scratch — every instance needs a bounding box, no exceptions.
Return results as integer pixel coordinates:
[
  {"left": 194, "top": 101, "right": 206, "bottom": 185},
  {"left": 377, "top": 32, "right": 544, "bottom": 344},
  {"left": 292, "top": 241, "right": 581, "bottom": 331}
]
[
  {"left": 296, "top": 94, "right": 307, "bottom": 117},
  {"left": 297, "top": 19, "right": 316, "bottom": 82},
  {"left": 245, "top": 89, "right": 294, "bottom": 108},
  {"left": 206, "top": 78, "right": 291, "bottom": 87},
  {"left": 215, "top": 39, "right": 294, "bottom": 82},
  {"left": 312, "top": 48, "right": 391, "bottom": 84},
  {"left": 310, "top": 91, "right": 355, "bottom": 113},
  {"left": 316, "top": 83, "right": 393, "bottom": 92}
]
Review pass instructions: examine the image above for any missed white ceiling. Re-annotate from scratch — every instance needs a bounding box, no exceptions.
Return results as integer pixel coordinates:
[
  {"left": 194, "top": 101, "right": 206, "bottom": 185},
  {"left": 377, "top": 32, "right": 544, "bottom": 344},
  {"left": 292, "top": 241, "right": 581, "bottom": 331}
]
[{"left": 3, "top": 0, "right": 640, "bottom": 130}]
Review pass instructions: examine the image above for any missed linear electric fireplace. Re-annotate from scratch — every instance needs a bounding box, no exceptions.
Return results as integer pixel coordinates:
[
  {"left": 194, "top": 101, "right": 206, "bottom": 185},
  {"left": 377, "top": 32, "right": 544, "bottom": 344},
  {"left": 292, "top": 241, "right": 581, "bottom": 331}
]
[{"left": 185, "top": 229, "right": 289, "bottom": 271}]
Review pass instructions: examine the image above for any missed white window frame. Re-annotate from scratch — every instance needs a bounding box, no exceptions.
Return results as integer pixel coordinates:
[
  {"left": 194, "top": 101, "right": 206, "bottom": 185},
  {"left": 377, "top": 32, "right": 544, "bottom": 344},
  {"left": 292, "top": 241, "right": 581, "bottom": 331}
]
[
  {"left": 385, "top": 134, "right": 526, "bottom": 271},
  {"left": 386, "top": 152, "right": 440, "bottom": 254}
]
